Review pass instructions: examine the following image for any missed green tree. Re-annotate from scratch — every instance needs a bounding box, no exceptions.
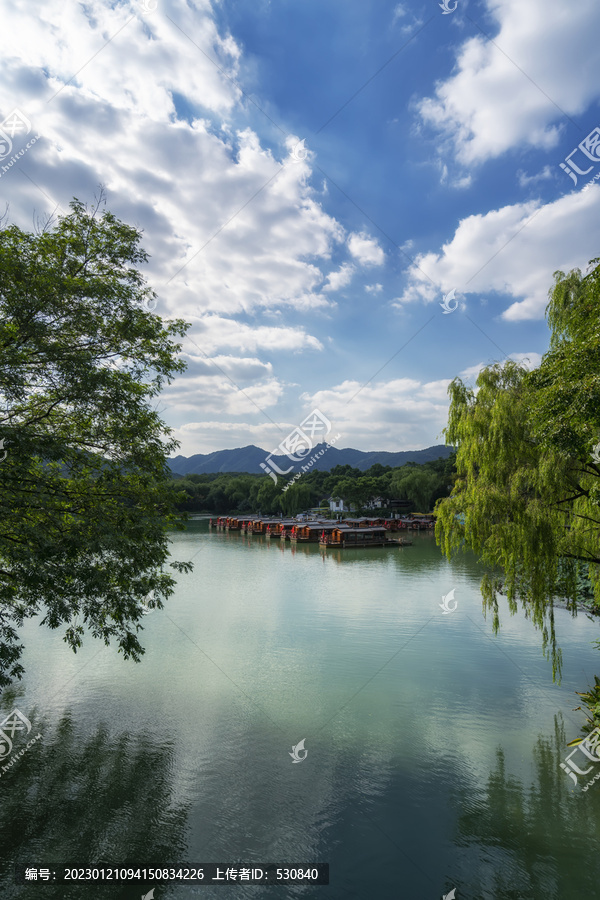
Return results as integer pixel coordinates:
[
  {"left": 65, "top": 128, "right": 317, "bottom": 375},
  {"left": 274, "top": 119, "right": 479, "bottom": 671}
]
[
  {"left": 435, "top": 259, "right": 600, "bottom": 682},
  {"left": 206, "top": 485, "right": 227, "bottom": 513},
  {"left": 280, "top": 481, "right": 312, "bottom": 516},
  {"left": 391, "top": 466, "right": 442, "bottom": 512},
  {"left": 0, "top": 198, "right": 192, "bottom": 689},
  {"left": 256, "top": 477, "right": 281, "bottom": 515}
]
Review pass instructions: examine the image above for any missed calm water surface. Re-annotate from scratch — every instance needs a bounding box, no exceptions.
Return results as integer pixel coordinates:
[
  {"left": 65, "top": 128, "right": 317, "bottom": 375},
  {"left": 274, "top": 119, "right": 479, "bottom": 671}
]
[{"left": 1, "top": 519, "right": 600, "bottom": 899}]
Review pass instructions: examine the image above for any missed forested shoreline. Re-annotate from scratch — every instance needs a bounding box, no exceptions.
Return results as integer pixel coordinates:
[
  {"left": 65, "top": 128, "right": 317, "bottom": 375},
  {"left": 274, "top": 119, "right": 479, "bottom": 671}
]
[{"left": 168, "top": 454, "right": 457, "bottom": 516}]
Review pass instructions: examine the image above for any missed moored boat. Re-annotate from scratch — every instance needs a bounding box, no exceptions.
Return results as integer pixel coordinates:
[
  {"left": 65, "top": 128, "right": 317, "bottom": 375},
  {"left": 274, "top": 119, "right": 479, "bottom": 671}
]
[{"left": 320, "top": 526, "right": 413, "bottom": 549}]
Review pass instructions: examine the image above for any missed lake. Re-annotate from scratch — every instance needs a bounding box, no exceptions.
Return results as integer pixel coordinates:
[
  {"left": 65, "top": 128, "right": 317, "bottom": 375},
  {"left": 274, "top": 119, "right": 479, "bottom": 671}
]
[{"left": 1, "top": 517, "right": 600, "bottom": 899}]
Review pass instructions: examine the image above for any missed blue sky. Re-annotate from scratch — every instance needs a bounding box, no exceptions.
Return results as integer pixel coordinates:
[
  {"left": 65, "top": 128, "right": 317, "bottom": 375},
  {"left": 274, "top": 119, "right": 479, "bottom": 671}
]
[{"left": 1, "top": 0, "right": 600, "bottom": 454}]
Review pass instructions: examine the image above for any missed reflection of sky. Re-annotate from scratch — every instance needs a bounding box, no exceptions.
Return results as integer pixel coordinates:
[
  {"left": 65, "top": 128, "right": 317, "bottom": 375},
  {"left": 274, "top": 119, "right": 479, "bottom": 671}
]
[{"left": 10, "top": 527, "right": 600, "bottom": 898}]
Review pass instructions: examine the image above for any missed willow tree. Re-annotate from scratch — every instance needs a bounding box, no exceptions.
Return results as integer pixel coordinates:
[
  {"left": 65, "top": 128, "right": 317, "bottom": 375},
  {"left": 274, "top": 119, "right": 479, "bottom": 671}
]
[
  {"left": 435, "top": 259, "right": 600, "bottom": 686},
  {"left": 0, "top": 197, "right": 192, "bottom": 689}
]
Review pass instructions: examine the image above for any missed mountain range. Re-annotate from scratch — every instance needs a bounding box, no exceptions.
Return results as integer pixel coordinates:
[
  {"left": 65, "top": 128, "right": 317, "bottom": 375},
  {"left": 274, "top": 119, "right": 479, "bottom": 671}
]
[{"left": 169, "top": 443, "right": 454, "bottom": 476}]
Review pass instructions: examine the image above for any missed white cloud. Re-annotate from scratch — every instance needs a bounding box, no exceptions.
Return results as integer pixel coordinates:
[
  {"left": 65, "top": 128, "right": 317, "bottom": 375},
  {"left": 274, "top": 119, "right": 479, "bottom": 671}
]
[
  {"left": 0, "top": 1, "right": 346, "bottom": 331},
  {"left": 517, "top": 166, "right": 554, "bottom": 188},
  {"left": 365, "top": 283, "right": 383, "bottom": 293},
  {"left": 417, "top": 0, "right": 600, "bottom": 165},
  {"left": 323, "top": 263, "right": 355, "bottom": 292},
  {"left": 171, "top": 416, "right": 327, "bottom": 456},
  {"left": 396, "top": 185, "right": 600, "bottom": 320},
  {"left": 300, "top": 377, "right": 452, "bottom": 451},
  {"left": 509, "top": 352, "right": 543, "bottom": 370},
  {"left": 459, "top": 352, "right": 542, "bottom": 384},
  {"left": 189, "top": 315, "right": 324, "bottom": 354},
  {"left": 169, "top": 352, "right": 547, "bottom": 455},
  {"left": 172, "top": 420, "right": 285, "bottom": 456},
  {"left": 182, "top": 354, "right": 273, "bottom": 381},
  {"left": 392, "top": 4, "right": 408, "bottom": 21},
  {"left": 160, "top": 368, "right": 286, "bottom": 418},
  {"left": 348, "top": 231, "right": 385, "bottom": 266},
  {"left": 391, "top": 2, "right": 423, "bottom": 34}
]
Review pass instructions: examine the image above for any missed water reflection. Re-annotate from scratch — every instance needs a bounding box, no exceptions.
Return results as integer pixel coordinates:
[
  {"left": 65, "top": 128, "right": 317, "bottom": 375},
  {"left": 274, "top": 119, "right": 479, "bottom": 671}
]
[
  {"left": 0, "top": 708, "right": 189, "bottom": 899},
  {"left": 453, "top": 715, "right": 600, "bottom": 899}
]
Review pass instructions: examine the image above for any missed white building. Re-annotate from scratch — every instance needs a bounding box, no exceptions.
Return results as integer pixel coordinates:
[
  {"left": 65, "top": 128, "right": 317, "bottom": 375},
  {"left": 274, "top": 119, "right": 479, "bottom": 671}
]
[{"left": 328, "top": 496, "right": 355, "bottom": 513}]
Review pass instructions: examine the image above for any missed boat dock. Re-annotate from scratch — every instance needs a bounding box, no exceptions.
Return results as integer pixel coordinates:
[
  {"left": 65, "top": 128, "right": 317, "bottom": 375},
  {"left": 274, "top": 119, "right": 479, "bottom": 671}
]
[
  {"left": 209, "top": 515, "right": 418, "bottom": 549},
  {"left": 319, "top": 526, "right": 413, "bottom": 549}
]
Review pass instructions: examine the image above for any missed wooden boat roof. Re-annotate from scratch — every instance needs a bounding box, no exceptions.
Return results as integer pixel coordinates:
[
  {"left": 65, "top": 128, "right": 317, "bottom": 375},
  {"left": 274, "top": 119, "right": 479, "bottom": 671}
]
[
  {"left": 333, "top": 526, "right": 388, "bottom": 534},
  {"left": 299, "top": 523, "right": 349, "bottom": 531}
]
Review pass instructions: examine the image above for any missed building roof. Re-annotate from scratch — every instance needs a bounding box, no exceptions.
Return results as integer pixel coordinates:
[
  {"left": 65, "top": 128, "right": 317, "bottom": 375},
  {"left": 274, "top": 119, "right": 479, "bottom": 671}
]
[
  {"left": 300, "top": 523, "right": 350, "bottom": 531},
  {"left": 333, "top": 526, "right": 388, "bottom": 534}
]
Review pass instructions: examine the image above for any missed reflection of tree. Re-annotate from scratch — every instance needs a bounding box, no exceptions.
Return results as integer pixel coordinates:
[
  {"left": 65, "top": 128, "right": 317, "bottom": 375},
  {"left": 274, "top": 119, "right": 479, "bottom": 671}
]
[
  {"left": 454, "top": 716, "right": 600, "bottom": 899},
  {"left": 0, "top": 711, "right": 189, "bottom": 899}
]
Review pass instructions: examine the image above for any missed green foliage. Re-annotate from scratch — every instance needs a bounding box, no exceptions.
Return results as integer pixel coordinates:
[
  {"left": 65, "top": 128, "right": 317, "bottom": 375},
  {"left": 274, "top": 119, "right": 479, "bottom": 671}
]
[
  {"left": 566, "top": 675, "right": 600, "bottom": 745},
  {"left": 435, "top": 258, "right": 600, "bottom": 685},
  {"left": 0, "top": 197, "right": 192, "bottom": 689},
  {"left": 391, "top": 466, "right": 444, "bottom": 512},
  {"left": 168, "top": 456, "right": 454, "bottom": 516},
  {"left": 280, "top": 481, "right": 312, "bottom": 516}
]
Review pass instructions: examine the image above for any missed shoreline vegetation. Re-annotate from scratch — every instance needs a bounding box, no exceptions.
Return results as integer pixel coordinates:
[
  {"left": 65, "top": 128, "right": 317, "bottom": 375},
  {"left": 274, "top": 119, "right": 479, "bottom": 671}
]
[
  {"left": 434, "top": 258, "right": 600, "bottom": 737},
  {"left": 168, "top": 454, "right": 456, "bottom": 517}
]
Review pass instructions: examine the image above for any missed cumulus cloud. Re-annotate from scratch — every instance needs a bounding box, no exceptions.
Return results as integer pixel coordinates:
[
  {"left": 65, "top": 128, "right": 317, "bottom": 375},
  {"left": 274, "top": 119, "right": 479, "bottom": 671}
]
[
  {"left": 160, "top": 368, "right": 286, "bottom": 417},
  {"left": 182, "top": 354, "right": 274, "bottom": 382},
  {"left": 395, "top": 185, "right": 600, "bottom": 320},
  {"left": 300, "top": 377, "right": 452, "bottom": 451},
  {"left": 417, "top": 0, "right": 600, "bottom": 165},
  {"left": 348, "top": 231, "right": 385, "bottom": 266},
  {"left": 189, "top": 315, "right": 324, "bottom": 353},
  {"left": 0, "top": 0, "right": 346, "bottom": 330},
  {"left": 323, "top": 262, "right": 355, "bottom": 292}
]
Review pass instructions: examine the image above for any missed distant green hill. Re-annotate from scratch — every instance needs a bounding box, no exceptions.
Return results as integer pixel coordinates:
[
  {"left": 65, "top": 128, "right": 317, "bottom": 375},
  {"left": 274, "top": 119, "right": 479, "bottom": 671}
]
[{"left": 169, "top": 443, "right": 454, "bottom": 475}]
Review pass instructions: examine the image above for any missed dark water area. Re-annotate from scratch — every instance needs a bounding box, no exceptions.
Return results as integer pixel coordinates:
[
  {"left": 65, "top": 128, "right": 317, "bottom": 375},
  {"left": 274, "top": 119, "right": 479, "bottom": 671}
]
[{"left": 1, "top": 519, "right": 599, "bottom": 899}]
